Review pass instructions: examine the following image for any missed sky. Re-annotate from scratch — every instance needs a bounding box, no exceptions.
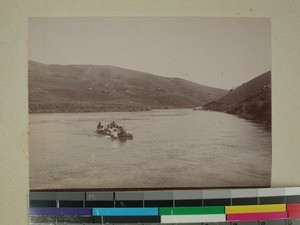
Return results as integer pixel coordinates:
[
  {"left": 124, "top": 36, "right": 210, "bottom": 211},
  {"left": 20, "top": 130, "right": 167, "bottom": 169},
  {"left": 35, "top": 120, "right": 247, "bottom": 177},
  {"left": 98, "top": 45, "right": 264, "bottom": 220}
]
[{"left": 29, "top": 17, "right": 270, "bottom": 90}]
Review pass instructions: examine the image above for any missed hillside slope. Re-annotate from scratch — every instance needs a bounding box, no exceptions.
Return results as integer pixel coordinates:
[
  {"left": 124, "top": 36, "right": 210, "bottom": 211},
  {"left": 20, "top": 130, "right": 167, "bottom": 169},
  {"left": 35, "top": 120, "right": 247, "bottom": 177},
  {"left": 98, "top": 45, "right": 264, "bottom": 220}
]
[
  {"left": 203, "top": 71, "right": 271, "bottom": 125},
  {"left": 28, "top": 61, "right": 227, "bottom": 113}
]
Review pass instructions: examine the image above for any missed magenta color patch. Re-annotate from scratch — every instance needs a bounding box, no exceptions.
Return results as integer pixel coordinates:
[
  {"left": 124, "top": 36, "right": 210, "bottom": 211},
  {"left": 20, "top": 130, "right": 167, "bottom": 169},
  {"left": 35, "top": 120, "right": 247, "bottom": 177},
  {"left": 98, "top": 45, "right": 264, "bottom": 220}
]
[{"left": 227, "top": 212, "right": 287, "bottom": 221}]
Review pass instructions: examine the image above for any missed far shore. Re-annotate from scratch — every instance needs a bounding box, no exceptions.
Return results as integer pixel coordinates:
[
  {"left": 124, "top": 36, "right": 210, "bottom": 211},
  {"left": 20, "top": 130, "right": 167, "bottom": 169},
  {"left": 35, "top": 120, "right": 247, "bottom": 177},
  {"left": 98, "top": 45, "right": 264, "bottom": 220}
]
[{"left": 29, "top": 104, "right": 271, "bottom": 129}]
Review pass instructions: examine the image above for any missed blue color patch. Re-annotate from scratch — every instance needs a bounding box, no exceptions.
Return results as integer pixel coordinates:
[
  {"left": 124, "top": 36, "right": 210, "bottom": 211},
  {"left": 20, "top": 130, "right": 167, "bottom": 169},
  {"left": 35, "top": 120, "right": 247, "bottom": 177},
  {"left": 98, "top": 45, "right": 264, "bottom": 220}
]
[
  {"left": 29, "top": 208, "right": 92, "bottom": 215},
  {"left": 92, "top": 207, "right": 159, "bottom": 216}
]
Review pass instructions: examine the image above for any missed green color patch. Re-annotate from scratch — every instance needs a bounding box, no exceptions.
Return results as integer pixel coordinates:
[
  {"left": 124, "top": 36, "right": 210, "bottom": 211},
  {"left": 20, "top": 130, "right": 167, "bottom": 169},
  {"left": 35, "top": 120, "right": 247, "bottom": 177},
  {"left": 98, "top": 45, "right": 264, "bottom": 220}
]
[{"left": 159, "top": 206, "right": 225, "bottom": 215}]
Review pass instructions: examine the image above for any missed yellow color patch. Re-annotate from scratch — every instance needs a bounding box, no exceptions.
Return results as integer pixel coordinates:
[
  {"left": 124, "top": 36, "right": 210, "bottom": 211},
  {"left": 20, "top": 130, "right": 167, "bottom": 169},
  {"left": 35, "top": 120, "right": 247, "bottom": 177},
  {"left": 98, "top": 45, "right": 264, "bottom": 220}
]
[{"left": 225, "top": 204, "right": 286, "bottom": 214}]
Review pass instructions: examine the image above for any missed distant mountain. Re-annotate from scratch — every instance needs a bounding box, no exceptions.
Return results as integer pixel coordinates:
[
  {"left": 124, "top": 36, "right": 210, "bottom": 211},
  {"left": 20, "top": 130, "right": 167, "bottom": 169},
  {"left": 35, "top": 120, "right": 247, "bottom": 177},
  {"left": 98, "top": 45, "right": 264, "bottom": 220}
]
[
  {"left": 203, "top": 71, "right": 271, "bottom": 125},
  {"left": 28, "top": 60, "right": 228, "bottom": 113}
]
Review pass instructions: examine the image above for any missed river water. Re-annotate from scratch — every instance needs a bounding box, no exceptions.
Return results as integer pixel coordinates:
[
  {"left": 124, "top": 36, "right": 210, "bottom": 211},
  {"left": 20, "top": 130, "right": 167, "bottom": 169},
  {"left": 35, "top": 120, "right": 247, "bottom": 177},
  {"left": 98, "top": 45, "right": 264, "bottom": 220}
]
[{"left": 29, "top": 109, "right": 271, "bottom": 189}]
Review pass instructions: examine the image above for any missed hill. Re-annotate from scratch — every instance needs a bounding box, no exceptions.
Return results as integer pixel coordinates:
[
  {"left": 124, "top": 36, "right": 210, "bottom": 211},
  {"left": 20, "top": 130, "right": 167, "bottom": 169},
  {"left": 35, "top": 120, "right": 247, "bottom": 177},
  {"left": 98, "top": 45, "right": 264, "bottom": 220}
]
[
  {"left": 203, "top": 71, "right": 271, "bottom": 125},
  {"left": 28, "top": 61, "right": 228, "bottom": 113}
]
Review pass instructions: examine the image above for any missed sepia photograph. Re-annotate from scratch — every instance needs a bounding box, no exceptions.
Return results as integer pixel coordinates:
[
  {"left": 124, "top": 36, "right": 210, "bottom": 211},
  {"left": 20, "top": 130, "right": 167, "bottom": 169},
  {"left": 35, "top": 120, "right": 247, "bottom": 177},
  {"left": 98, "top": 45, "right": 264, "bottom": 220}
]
[{"left": 29, "top": 17, "right": 271, "bottom": 190}]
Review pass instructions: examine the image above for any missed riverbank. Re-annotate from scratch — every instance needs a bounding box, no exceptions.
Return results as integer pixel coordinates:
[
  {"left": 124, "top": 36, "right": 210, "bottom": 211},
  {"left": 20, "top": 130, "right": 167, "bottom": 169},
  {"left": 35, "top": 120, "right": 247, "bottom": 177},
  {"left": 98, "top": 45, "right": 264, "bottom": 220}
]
[
  {"left": 203, "top": 89, "right": 271, "bottom": 127},
  {"left": 29, "top": 102, "right": 156, "bottom": 113}
]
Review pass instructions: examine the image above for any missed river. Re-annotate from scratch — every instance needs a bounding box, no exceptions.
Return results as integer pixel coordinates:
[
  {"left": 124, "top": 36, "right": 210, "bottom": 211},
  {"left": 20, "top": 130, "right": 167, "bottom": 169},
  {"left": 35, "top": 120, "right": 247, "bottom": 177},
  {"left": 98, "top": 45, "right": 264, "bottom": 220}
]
[{"left": 29, "top": 109, "right": 271, "bottom": 189}]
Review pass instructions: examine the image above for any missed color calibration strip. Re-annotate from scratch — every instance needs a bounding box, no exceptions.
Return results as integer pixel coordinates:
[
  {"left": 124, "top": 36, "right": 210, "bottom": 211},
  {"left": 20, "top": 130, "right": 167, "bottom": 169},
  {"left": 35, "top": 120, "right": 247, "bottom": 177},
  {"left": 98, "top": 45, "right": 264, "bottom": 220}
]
[{"left": 29, "top": 187, "right": 300, "bottom": 224}]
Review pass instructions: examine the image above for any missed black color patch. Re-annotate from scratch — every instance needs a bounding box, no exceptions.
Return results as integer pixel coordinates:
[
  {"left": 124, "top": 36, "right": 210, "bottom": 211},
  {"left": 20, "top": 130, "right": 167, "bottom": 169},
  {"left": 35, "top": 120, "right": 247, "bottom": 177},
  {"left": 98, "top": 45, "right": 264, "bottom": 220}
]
[
  {"left": 203, "top": 198, "right": 231, "bottom": 206},
  {"left": 115, "top": 200, "right": 144, "bottom": 207},
  {"left": 30, "top": 200, "right": 56, "bottom": 208},
  {"left": 59, "top": 200, "right": 83, "bottom": 207},
  {"left": 232, "top": 197, "right": 259, "bottom": 205},
  {"left": 144, "top": 200, "right": 173, "bottom": 207},
  {"left": 286, "top": 196, "right": 300, "bottom": 203},
  {"left": 259, "top": 196, "right": 285, "bottom": 204},
  {"left": 175, "top": 199, "right": 203, "bottom": 207},
  {"left": 85, "top": 201, "right": 114, "bottom": 207}
]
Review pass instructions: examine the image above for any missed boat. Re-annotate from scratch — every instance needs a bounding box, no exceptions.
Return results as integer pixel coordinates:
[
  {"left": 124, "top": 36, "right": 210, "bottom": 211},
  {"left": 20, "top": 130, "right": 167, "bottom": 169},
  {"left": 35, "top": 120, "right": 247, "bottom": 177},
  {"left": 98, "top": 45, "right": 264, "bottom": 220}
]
[
  {"left": 193, "top": 106, "right": 203, "bottom": 110},
  {"left": 97, "top": 129, "right": 133, "bottom": 140},
  {"left": 118, "top": 132, "right": 133, "bottom": 139},
  {"left": 96, "top": 122, "right": 133, "bottom": 140}
]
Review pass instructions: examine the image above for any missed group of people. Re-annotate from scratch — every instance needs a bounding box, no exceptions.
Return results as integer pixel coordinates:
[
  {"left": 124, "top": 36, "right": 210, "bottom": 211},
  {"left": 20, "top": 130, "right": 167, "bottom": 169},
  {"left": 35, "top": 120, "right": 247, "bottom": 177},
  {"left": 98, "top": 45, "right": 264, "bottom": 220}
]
[{"left": 97, "top": 121, "right": 126, "bottom": 137}]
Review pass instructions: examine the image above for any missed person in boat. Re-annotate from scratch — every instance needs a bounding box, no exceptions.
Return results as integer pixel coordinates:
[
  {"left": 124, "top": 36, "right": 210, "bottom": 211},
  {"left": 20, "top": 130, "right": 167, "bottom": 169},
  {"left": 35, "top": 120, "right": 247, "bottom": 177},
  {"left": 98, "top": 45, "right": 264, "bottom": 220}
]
[
  {"left": 111, "top": 121, "right": 117, "bottom": 128},
  {"left": 119, "top": 126, "right": 125, "bottom": 135},
  {"left": 97, "top": 122, "right": 102, "bottom": 130},
  {"left": 104, "top": 127, "right": 108, "bottom": 133},
  {"left": 112, "top": 128, "right": 118, "bottom": 138}
]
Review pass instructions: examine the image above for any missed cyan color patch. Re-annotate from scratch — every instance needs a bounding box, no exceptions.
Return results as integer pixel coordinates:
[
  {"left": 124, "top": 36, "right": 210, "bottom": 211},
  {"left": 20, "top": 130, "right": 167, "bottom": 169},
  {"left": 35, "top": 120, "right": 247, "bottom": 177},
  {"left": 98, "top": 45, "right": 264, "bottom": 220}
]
[{"left": 92, "top": 207, "right": 159, "bottom": 216}]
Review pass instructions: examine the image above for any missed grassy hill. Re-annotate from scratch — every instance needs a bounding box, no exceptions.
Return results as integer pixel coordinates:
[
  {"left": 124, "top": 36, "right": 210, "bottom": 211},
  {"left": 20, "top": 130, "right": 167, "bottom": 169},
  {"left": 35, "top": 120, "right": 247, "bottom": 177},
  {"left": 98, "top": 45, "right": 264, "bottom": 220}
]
[
  {"left": 28, "top": 60, "right": 228, "bottom": 113},
  {"left": 203, "top": 71, "right": 271, "bottom": 125}
]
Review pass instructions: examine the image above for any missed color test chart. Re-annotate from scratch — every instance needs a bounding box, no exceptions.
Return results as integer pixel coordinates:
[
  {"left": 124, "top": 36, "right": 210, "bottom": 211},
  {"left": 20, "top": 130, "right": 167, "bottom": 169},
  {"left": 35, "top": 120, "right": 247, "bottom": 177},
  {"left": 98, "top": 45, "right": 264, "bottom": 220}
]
[{"left": 29, "top": 187, "right": 300, "bottom": 224}]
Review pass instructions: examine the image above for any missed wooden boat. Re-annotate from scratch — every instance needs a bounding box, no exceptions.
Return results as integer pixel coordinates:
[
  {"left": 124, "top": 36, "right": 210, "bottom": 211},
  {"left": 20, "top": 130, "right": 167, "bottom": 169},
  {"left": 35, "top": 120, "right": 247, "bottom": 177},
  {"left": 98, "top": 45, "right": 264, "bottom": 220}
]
[
  {"left": 118, "top": 132, "right": 133, "bottom": 139},
  {"left": 97, "top": 129, "right": 133, "bottom": 139}
]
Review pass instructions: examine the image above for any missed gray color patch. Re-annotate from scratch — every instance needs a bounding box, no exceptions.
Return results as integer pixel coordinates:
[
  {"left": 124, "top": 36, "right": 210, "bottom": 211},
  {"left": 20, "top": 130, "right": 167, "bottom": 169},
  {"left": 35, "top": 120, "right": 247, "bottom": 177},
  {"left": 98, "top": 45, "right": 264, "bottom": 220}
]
[
  {"left": 233, "top": 222, "right": 259, "bottom": 225},
  {"left": 115, "top": 191, "right": 144, "bottom": 200},
  {"left": 258, "top": 188, "right": 285, "bottom": 197},
  {"left": 218, "top": 222, "right": 231, "bottom": 225},
  {"left": 144, "top": 191, "right": 173, "bottom": 200},
  {"left": 202, "top": 189, "right": 231, "bottom": 199},
  {"left": 29, "top": 215, "right": 57, "bottom": 223},
  {"left": 231, "top": 189, "right": 258, "bottom": 198},
  {"left": 260, "top": 220, "right": 285, "bottom": 225},
  {"left": 285, "top": 188, "right": 300, "bottom": 196},
  {"left": 286, "top": 219, "right": 300, "bottom": 225},
  {"left": 86, "top": 192, "right": 114, "bottom": 201},
  {"left": 56, "top": 192, "right": 85, "bottom": 200},
  {"left": 173, "top": 190, "right": 202, "bottom": 200},
  {"left": 29, "top": 192, "right": 57, "bottom": 200}
]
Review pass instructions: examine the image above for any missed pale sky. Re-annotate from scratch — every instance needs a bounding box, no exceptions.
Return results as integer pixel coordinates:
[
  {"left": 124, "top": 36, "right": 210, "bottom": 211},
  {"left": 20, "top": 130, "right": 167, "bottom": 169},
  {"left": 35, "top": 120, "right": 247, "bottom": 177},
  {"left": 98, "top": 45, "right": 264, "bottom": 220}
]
[{"left": 29, "top": 17, "right": 270, "bottom": 90}]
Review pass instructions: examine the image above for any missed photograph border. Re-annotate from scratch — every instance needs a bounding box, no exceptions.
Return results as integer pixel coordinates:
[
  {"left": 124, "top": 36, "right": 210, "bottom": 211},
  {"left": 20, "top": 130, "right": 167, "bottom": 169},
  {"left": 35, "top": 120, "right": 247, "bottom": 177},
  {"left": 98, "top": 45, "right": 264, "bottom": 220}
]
[{"left": 1, "top": 1, "right": 300, "bottom": 225}]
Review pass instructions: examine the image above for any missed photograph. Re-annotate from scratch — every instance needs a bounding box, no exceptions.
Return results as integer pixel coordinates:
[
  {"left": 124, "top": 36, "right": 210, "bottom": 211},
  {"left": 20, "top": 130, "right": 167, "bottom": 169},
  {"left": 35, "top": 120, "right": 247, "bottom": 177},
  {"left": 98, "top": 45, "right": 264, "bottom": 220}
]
[{"left": 28, "top": 17, "right": 271, "bottom": 190}]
